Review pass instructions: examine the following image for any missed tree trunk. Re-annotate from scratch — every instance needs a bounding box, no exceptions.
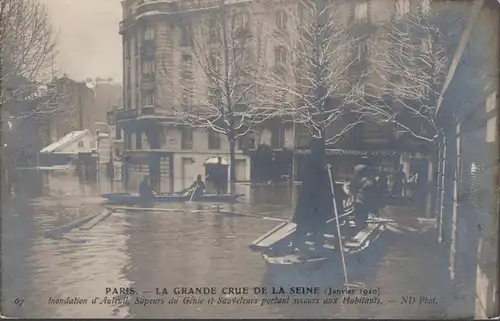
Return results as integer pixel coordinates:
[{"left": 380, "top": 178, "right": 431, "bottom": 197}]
[
  {"left": 293, "top": 137, "right": 331, "bottom": 225},
  {"left": 229, "top": 138, "right": 237, "bottom": 183}
]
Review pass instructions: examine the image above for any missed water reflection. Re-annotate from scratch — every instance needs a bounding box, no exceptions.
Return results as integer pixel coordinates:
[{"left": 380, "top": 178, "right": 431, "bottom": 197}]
[{"left": 2, "top": 171, "right": 454, "bottom": 318}]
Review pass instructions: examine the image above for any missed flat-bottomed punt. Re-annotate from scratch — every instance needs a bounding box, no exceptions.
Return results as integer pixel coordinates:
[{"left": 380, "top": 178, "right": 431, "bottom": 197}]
[
  {"left": 101, "top": 192, "right": 245, "bottom": 204},
  {"left": 250, "top": 214, "right": 386, "bottom": 271}
]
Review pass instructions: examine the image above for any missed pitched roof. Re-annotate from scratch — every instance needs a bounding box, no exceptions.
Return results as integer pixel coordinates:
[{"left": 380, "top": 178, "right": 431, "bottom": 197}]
[{"left": 40, "top": 130, "right": 91, "bottom": 153}]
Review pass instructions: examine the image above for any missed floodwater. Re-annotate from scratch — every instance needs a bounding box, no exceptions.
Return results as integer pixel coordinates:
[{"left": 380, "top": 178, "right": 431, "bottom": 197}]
[{"left": 1, "top": 169, "right": 470, "bottom": 318}]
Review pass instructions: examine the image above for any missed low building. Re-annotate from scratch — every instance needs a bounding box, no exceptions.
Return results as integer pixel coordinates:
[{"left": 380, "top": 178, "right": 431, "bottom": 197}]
[{"left": 39, "top": 130, "right": 97, "bottom": 166}]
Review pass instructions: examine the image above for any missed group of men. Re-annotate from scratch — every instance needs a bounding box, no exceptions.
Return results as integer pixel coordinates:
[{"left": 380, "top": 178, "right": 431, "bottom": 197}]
[
  {"left": 138, "top": 156, "right": 226, "bottom": 201},
  {"left": 290, "top": 137, "right": 408, "bottom": 253}
]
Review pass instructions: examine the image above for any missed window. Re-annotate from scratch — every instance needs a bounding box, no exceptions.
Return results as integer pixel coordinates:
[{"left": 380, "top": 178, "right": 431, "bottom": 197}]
[
  {"left": 136, "top": 133, "right": 142, "bottom": 150},
  {"left": 354, "top": 2, "right": 368, "bottom": 22},
  {"left": 353, "top": 83, "right": 365, "bottom": 96},
  {"left": 396, "top": 0, "right": 410, "bottom": 17},
  {"left": 208, "top": 86, "right": 222, "bottom": 106},
  {"left": 116, "top": 126, "right": 122, "bottom": 140},
  {"left": 271, "top": 125, "right": 284, "bottom": 149},
  {"left": 181, "top": 54, "right": 194, "bottom": 107},
  {"left": 142, "top": 60, "right": 155, "bottom": 77},
  {"left": 181, "top": 127, "right": 193, "bottom": 149},
  {"left": 277, "top": 88, "right": 287, "bottom": 102},
  {"left": 238, "top": 133, "right": 255, "bottom": 150},
  {"left": 181, "top": 88, "right": 193, "bottom": 108},
  {"left": 276, "top": 10, "right": 287, "bottom": 30},
  {"left": 144, "top": 90, "right": 155, "bottom": 106},
  {"left": 144, "top": 26, "right": 155, "bottom": 41},
  {"left": 208, "top": 14, "right": 219, "bottom": 42},
  {"left": 208, "top": 129, "right": 221, "bottom": 149},
  {"left": 275, "top": 46, "right": 287, "bottom": 68},
  {"left": 180, "top": 24, "right": 192, "bottom": 47},
  {"left": 182, "top": 53, "right": 192, "bottom": 64},
  {"left": 356, "top": 42, "right": 367, "bottom": 61},
  {"left": 232, "top": 12, "right": 250, "bottom": 36},
  {"left": 233, "top": 84, "right": 250, "bottom": 103},
  {"left": 208, "top": 52, "right": 220, "bottom": 74},
  {"left": 78, "top": 141, "right": 84, "bottom": 148}
]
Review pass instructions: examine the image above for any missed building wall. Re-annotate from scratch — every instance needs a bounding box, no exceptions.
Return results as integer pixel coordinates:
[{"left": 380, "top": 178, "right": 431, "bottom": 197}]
[
  {"left": 97, "top": 134, "right": 111, "bottom": 164},
  {"left": 94, "top": 82, "right": 123, "bottom": 125},
  {"left": 435, "top": 2, "right": 499, "bottom": 318}
]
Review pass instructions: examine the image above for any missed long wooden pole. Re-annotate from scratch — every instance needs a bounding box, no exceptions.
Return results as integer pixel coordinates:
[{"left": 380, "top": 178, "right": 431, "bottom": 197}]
[{"left": 327, "top": 164, "right": 349, "bottom": 289}]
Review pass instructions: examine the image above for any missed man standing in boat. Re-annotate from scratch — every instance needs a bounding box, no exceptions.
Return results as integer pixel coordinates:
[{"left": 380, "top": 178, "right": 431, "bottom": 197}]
[
  {"left": 291, "top": 138, "right": 333, "bottom": 253},
  {"left": 181, "top": 175, "right": 207, "bottom": 198},
  {"left": 346, "top": 158, "right": 379, "bottom": 234},
  {"left": 353, "top": 168, "right": 379, "bottom": 232},
  {"left": 139, "top": 175, "right": 156, "bottom": 201},
  {"left": 209, "top": 157, "right": 225, "bottom": 195}
]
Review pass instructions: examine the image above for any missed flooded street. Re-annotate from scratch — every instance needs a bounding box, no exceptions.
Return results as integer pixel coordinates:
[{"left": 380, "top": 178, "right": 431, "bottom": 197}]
[{"left": 2, "top": 170, "right": 458, "bottom": 318}]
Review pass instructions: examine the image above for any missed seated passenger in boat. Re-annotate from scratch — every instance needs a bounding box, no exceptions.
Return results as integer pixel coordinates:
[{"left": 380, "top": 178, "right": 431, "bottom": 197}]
[
  {"left": 182, "top": 175, "right": 207, "bottom": 198},
  {"left": 139, "top": 175, "right": 156, "bottom": 200},
  {"left": 352, "top": 168, "right": 379, "bottom": 233}
]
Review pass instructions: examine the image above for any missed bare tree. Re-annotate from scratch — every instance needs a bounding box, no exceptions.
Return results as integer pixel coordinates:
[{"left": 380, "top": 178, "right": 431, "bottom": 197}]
[
  {"left": 158, "top": 0, "right": 273, "bottom": 182},
  {"left": 263, "top": 0, "right": 361, "bottom": 152},
  {"left": 0, "top": 0, "right": 57, "bottom": 107},
  {"left": 346, "top": 1, "right": 447, "bottom": 142}
]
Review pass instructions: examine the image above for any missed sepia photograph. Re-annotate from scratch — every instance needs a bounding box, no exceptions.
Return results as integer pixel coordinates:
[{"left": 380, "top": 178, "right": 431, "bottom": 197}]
[{"left": 1, "top": 0, "right": 499, "bottom": 318}]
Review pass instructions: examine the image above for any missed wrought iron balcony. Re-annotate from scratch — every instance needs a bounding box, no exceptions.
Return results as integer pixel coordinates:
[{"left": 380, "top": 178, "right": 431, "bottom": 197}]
[
  {"left": 141, "top": 105, "right": 156, "bottom": 116},
  {"left": 115, "top": 108, "right": 139, "bottom": 121}
]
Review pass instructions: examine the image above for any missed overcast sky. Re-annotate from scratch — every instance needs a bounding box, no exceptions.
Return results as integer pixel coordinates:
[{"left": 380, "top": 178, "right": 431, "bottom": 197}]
[{"left": 41, "top": 0, "right": 123, "bottom": 82}]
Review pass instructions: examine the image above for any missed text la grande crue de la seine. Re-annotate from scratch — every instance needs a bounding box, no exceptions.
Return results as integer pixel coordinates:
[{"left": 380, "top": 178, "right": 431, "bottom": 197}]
[{"left": 106, "top": 286, "right": 380, "bottom": 296}]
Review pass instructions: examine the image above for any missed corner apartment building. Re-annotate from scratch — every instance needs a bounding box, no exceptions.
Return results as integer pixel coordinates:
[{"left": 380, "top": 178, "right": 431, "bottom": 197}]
[{"left": 114, "top": 0, "right": 434, "bottom": 189}]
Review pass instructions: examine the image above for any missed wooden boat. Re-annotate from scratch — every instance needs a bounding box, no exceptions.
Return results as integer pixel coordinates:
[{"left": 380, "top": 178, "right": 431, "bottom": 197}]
[
  {"left": 101, "top": 192, "right": 245, "bottom": 204},
  {"left": 250, "top": 213, "right": 386, "bottom": 271}
]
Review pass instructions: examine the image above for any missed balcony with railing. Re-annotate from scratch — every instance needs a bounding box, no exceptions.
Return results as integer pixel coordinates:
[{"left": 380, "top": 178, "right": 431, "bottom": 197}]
[{"left": 115, "top": 108, "right": 139, "bottom": 122}]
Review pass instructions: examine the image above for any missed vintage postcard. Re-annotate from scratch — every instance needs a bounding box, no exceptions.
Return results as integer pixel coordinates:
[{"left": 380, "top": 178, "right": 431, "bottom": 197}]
[{"left": 1, "top": 0, "right": 499, "bottom": 318}]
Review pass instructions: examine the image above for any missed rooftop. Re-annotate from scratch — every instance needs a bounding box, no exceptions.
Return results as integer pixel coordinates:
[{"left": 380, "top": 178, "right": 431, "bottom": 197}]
[{"left": 40, "top": 130, "right": 91, "bottom": 153}]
